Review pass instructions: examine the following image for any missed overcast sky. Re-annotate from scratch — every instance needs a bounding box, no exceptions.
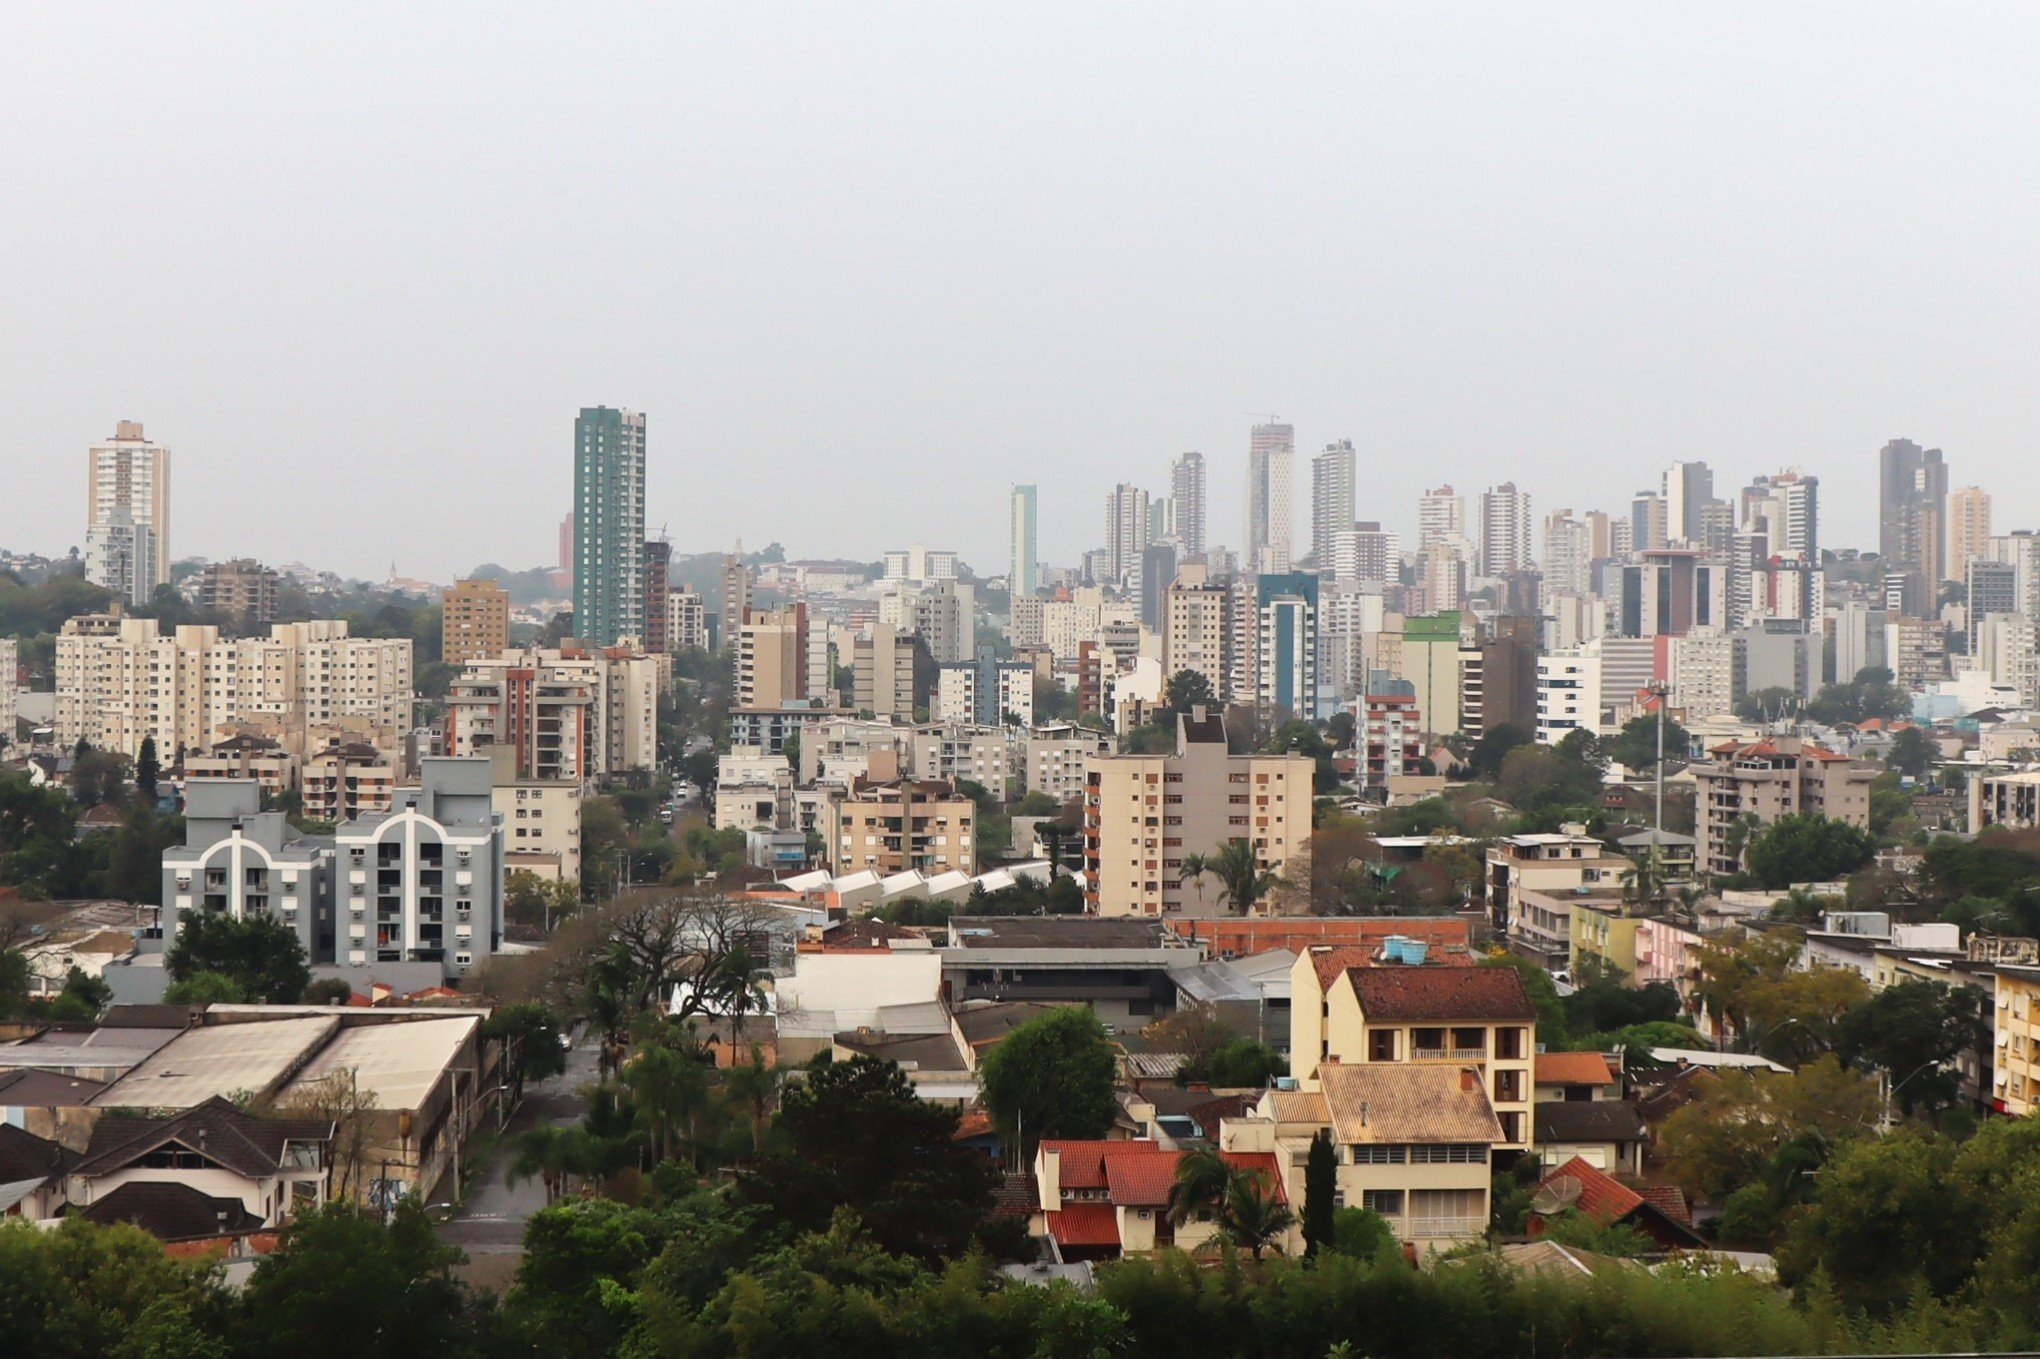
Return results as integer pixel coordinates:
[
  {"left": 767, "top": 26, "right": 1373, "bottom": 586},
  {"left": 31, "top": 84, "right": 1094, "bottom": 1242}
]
[{"left": 6, "top": 5, "right": 2040, "bottom": 583}]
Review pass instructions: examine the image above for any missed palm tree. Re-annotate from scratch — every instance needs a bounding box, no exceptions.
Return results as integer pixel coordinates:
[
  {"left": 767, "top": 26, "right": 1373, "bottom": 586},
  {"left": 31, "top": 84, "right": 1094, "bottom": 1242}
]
[
  {"left": 625, "top": 1035, "right": 714, "bottom": 1165},
  {"left": 1216, "top": 1169, "right": 1297, "bottom": 1260},
  {"left": 1167, "top": 1147, "right": 1232, "bottom": 1226},
  {"left": 1177, "top": 852, "right": 1210, "bottom": 910},
  {"left": 1209, "top": 838, "right": 1282, "bottom": 916},
  {"left": 720, "top": 1045, "right": 778, "bottom": 1156},
  {"left": 505, "top": 1125, "right": 578, "bottom": 1203}
]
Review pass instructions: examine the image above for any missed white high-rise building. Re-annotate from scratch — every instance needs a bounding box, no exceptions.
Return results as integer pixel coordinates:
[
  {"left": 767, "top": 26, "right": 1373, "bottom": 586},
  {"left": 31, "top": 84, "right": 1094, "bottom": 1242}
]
[
  {"left": 1104, "top": 483, "right": 1151, "bottom": 589},
  {"left": 1171, "top": 452, "right": 1208, "bottom": 558},
  {"left": 1418, "top": 486, "right": 1463, "bottom": 548},
  {"left": 1663, "top": 461, "right": 1714, "bottom": 545},
  {"left": 1310, "top": 440, "right": 1356, "bottom": 570},
  {"left": 1246, "top": 422, "right": 1295, "bottom": 573},
  {"left": 85, "top": 421, "right": 171, "bottom": 597},
  {"left": 1009, "top": 484, "right": 1039, "bottom": 597},
  {"left": 1478, "top": 483, "right": 1532, "bottom": 578},
  {"left": 1541, "top": 511, "right": 1593, "bottom": 602},
  {"left": 84, "top": 506, "right": 158, "bottom": 607}
]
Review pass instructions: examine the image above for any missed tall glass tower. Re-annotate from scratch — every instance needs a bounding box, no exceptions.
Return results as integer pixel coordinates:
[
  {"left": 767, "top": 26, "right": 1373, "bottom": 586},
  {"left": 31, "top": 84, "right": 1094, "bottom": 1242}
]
[{"left": 572, "top": 407, "right": 647, "bottom": 646}]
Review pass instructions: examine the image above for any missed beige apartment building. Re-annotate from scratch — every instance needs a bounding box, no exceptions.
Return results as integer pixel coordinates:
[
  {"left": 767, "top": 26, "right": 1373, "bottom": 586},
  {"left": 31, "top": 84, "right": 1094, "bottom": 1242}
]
[
  {"left": 55, "top": 616, "right": 411, "bottom": 762},
  {"left": 197, "top": 558, "right": 280, "bottom": 623},
  {"left": 86, "top": 421, "right": 171, "bottom": 593},
  {"left": 1082, "top": 708, "right": 1313, "bottom": 918},
  {"left": 497, "top": 777, "right": 583, "bottom": 884},
  {"left": 1289, "top": 949, "right": 1537, "bottom": 1151},
  {"left": 1993, "top": 964, "right": 2040, "bottom": 1117},
  {"left": 444, "top": 644, "right": 659, "bottom": 781},
  {"left": 442, "top": 578, "right": 510, "bottom": 665},
  {"left": 853, "top": 623, "right": 920, "bottom": 718},
  {"left": 182, "top": 733, "right": 300, "bottom": 799},
  {"left": 301, "top": 742, "right": 398, "bottom": 823},
  {"left": 1163, "top": 567, "right": 1232, "bottom": 702},
  {"left": 738, "top": 605, "right": 810, "bottom": 707},
  {"left": 825, "top": 779, "right": 977, "bottom": 876},
  {"left": 1020, "top": 723, "right": 1113, "bottom": 803},
  {"left": 1692, "top": 736, "right": 1877, "bottom": 877}
]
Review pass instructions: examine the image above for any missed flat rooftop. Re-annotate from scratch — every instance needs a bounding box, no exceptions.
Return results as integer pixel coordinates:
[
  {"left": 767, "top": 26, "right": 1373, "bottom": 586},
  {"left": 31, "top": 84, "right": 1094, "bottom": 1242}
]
[
  {"left": 946, "top": 916, "right": 1181, "bottom": 950},
  {"left": 281, "top": 1015, "right": 480, "bottom": 1111},
  {"left": 91, "top": 1015, "right": 340, "bottom": 1108}
]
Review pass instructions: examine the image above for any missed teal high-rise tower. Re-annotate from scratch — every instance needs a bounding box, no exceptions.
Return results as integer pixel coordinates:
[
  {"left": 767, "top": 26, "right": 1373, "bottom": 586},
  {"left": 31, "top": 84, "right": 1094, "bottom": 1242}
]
[{"left": 572, "top": 407, "right": 647, "bottom": 646}]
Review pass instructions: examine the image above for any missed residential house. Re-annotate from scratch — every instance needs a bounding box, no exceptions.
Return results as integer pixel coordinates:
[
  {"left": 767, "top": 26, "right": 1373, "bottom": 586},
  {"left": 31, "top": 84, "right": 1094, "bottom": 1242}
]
[
  {"left": 1529, "top": 1155, "right": 1704, "bottom": 1249},
  {"left": 1289, "top": 950, "right": 1537, "bottom": 1151},
  {"left": 1030, "top": 1135, "right": 1294, "bottom": 1262},
  {"left": 1257, "top": 1063, "right": 1502, "bottom": 1251}
]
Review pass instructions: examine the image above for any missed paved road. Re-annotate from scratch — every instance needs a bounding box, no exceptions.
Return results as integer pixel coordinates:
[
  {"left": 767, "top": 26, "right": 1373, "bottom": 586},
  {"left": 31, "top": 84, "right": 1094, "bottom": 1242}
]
[{"left": 439, "top": 1035, "right": 600, "bottom": 1254}]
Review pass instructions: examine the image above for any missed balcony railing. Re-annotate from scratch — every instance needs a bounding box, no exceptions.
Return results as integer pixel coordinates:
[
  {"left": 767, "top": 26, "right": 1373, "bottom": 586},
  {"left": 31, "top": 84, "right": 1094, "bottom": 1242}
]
[{"left": 1408, "top": 1216, "right": 1485, "bottom": 1238}]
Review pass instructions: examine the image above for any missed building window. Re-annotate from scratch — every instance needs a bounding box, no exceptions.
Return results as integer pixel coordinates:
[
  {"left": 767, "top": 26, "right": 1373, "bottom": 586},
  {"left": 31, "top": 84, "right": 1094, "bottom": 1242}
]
[
  {"left": 1368, "top": 1030, "right": 1396, "bottom": 1062},
  {"left": 1412, "top": 1027, "right": 1447, "bottom": 1058},
  {"left": 1361, "top": 1189, "right": 1404, "bottom": 1216}
]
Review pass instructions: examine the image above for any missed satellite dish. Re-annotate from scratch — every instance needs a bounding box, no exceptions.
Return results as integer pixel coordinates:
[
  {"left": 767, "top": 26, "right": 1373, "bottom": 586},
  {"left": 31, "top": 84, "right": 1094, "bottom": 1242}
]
[{"left": 1529, "top": 1176, "right": 1583, "bottom": 1216}]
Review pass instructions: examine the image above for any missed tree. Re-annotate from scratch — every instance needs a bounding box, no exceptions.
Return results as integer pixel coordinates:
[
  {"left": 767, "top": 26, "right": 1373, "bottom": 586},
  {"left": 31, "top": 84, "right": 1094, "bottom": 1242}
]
[
  {"left": 978, "top": 1006, "right": 1118, "bottom": 1155},
  {"left": 302, "top": 977, "right": 354, "bottom": 1005},
  {"left": 1741, "top": 964, "right": 1871, "bottom": 1064},
  {"left": 0, "top": 1215, "right": 229, "bottom": 1359},
  {"left": 1302, "top": 1128, "right": 1336, "bottom": 1257},
  {"left": 1602, "top": 713, "right": 1689, "bottom": 776},
  {"left": 1834, "top": 979, "right": 1988, "bottom": 1119},
  {"left": 1689, "top": 927, "right": 1804, "bottom": 1042},
  {"left": 1885, "top": 726, "right": 1938, "bottom": 781},
  {"left": 133, "top": 737, "right": 160, "bottom": 802},
  {"left": 1207, "top": 837, "right": 1282, "bottom": 916},
  {"left": 1466, "top": 723, "right": 1532, "bottom": 779},
  {"left": 1176, "top": 851, "right": 1210, "bottom": 910},
  {"left": 482, "top": 1001, "right": 570, "bottom": 1098},
  {"left": 163, "top": 970, "right": 250, "bottom": 1006},
  {"left": 164, "top": 910, "right": 310, "bottom": 1003},
  {"left": 720, "top": 1044, "right": 778, "bottom": 1155},
  {"left": 280, "top": 1069, "right": 381, "bottom": 1202},
  {"left": 1479, "top": 952, "right": 1567, "bottom": 1047},
  {"left": 1659, "top": 1055, "right": 1881, "bottom": 1199},
  {"left": 66, "top": 748, "right": 130, "bottom": 808},
  {"left": 1141, "top": 1002, "right": 1236, "bottom": 1078},
  {"left": 1743, "top": 813, "right": 1877, "bottom": 890},
  {"left": 1163, "top": 668, "right": 1218, "bottom": 720},
  {"left": 236, "top": 1201, "right": 489, "bottom": 1359},
  {"left": 1167, "top": 1147, "right": 1232, "bottom": 1227},
  {"left": 1206, "top": 1036, "right": 1286, "bottom": 1087},
  {"left": 739, "top": 1054, "right": 999, "bottom": 1260},
  {"left": 1214, "top": 1168, "right": 1296, "bottom": 1259},
  {"left": 46, "top": 965, "right": 111, "bottom": 1021},
  {"left": 507, "top": 1124, "right": 592, "bottom": 1205},
  {"left": 624, "top": 1024, "right": 714, "bottom": 1165},
  {"left": 1329, "top": 1205, "right": 1396, "bottom": 1260}
]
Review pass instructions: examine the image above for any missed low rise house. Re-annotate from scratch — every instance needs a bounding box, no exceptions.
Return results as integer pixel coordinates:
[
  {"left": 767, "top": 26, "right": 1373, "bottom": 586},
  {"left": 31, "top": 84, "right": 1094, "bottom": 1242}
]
[
  {"left": 1528, "top": 1155, "right": 1705, "bottom": 1250},
  {"left": 22, "top": 927, "right": 138, "bottom": 999},
  {"left": 1258, "top": 1062, "right": 1502, "bottom": 1252},
  {"left": 1030, "top": 1135, "right": 1293, "bottom": 1262},
  {"left": 64, "top": 1096, "right": 334, "bottom": 1250},
  {"left": 1533, "top": 1100, "right": 1647, "bottom": 1175}
]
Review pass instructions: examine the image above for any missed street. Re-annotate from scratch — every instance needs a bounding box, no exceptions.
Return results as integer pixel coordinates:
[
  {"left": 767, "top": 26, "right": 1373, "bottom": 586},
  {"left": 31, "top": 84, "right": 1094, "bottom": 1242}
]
[{"left": 438, "top": 1032, "right": 600, "bottom": 1271}]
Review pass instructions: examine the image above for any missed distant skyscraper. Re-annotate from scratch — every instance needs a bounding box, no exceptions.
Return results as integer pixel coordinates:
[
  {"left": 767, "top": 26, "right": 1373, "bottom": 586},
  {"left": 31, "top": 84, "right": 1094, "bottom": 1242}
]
[
  {"left": 1948, "top": 485, "right": 1992, "bottom": 582},
  {"left": 1310, "top": 440, "right": 1356, "bottom": 570},
  {"left": 571, "top": 406, "right": 647, "bottom": 645},
  {"left": 1740, "top": 469, "right": 1820, "bottom": 560},
  {"left": 1662, "top": 461, "right": 1714, "bottom": 544},
  {"left": 1246, "top": 422, "right": 1295, "bottom": 573},
  {"left": 1630, "top": 492, "right": 1668, "bottom": 555},
  {"left": 1879, "top": 437, "right": 1948, "bottom": 611},
  {"left": 1418, "top": 486, "right": 1463, "bottom": 548},
  {"left": 1171, "top": 452, "right": 1207, "bottom": 557},
  {"left": 642, "top": 538, "right": 672, "bottom": 654},
  {"left": 1478, "top": 483, "right": 1532, "bottom": 578},
  {"left": 1105, "top": 483, "right": 1151, "bottom": 588},
  {"left": 1009, "top": 484, "right": 1039, "bottom": 596},
  {"left": 1541, "top": 510, "right": 1593, "bottom": 600},
  {"left": 85, "top": 421, "right": 171, "bottom": 597},
  {"left": 720, "top": 545, "right": 752, "bottom": 651}
]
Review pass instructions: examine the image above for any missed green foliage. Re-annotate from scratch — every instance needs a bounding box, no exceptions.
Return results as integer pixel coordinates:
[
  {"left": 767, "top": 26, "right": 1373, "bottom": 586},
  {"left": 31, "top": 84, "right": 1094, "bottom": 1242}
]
[
  {"left": 1537, "top": 1208, "right": 1655, "bottom": 1257},
  {"left": 133, "top": 737, "right": 160, "bottom": 802},
  {"left": 978, "top": 1006, "right": 1118, "bottom": 1154},
  {"left": 1659, "top": 1055, "right": 1881, "bottom": 1200},
  {"left": 1207, "top": 836, "right": 1284, "bottom": 915},
  {"left": 0, "top": 772, "right": 90, "bottom": 898},
  {"left": 1162, "top": 667, "right": 1218, "bottom": 719},
  {"left": 1478, "top": 952, "right": 1566, "bottom": 1047},
  {"left": 164, "top": 910, "right": 310, "bottom": 1003},
  {"left": 0, "top": 1216, "right": 228, "bottom": 1359},
  {"left": 1743, "top": 812, "right": 1878, "bottom": 889},
  {"left": 1303, "top": 1129, "right": 1336, "bottom": 1257},
  {"left": 236, "top": 1201, "right": 496, "bottom": 1359},
  {"left": 302, "top": 978, "right": 354, "bottom": 1005},
  {"left": 1833, "top": 979, "right": 1986, "bottom": 1118},
  {"left": 1602, "top": 712, "right": 1690, "bottom": 775},
  {"left": 739, "top": 1055, "right": 999, "bottom": 1260},
  {"left": 1804, "top": 666, "right": 1912, "bottom": 727},
  {"left": 483, "top": 1001, "right": 571, "bottom": 1095},
  {"left": 162, "top": 970, "right": 251, "bottom": 1006},
  {"left": 1206, "top": 1036, "right": 1287, "bottom": 1087},
  {"left": 1562, "top": 967, "right": 1679, "bottom": 1037},
  {"left": 1466, "top": 722, "right": 1532, "bottom": 779},
  {"left": 1885, "top": 725, "right": 1938, "bottom": 781},
  {"left": 1329, "top": 1206, "right": 1397, "bottom": 1260}
]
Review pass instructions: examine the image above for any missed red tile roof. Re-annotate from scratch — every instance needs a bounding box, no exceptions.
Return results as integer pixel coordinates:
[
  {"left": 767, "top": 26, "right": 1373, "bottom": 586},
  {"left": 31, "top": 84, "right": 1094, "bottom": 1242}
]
[
  {"left": 1535, "top": 1052, "right": 1618, "bottom": 1086},
  {"left": 1639, "top": 1184, "right": 1692, "bottom": 1225},
  {"left": 1540, "top": 1155, "right": 1644, "bottom": 1225},
  {"left": 1347, "top": 966, "right": 1537, "bottom": 1021},
  {"left": 1104, "top": 1148, "right": 1184, "bottom": 1206},
  {"left": 1044, "top": 1202, "right": 1120, "bottom": 1248},
  {"left": 952, "top": 1108, "right": 993, "bottom": 1141},
  {"left": 1308, "top": 944, "right": 1476, "bottom": 989},
  {"left": 1042, "top": 1140, "right": 1290, "bottom": 1209}
]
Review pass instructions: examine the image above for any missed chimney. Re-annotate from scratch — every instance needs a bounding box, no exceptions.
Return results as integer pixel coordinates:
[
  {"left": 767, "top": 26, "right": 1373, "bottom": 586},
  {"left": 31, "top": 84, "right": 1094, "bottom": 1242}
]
[{"left": 1460, "top": 1068, "right": 1476, "bottom": 1092}]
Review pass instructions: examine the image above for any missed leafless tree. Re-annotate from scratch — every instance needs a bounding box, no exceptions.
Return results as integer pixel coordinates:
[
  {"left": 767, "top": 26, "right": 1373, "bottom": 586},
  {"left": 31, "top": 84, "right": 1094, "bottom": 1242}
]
[{"left": 276, "top": 1067, "right": 380, "bottom": 1206}]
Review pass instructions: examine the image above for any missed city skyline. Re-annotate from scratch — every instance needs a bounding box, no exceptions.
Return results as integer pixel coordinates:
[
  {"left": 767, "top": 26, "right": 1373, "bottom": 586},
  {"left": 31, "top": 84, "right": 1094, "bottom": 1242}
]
[{"left": 9, "top": 8, "right": 2040, "bottom": 578}]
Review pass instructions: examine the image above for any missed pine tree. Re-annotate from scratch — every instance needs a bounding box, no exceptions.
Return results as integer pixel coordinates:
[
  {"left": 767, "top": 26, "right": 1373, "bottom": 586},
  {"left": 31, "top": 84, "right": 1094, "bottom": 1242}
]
[{"left": 1303, "top": 1127, "right": 1337, "bottom": 1257}]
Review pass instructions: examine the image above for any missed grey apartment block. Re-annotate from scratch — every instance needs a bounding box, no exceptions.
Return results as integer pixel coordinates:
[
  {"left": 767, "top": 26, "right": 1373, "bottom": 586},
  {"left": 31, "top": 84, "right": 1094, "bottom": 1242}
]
[
  {"left": 163, "top": 780, "right": 337, "bottom": 964},
  {"left": 334, "top": 757, "right": 505, "bottom": 981}
]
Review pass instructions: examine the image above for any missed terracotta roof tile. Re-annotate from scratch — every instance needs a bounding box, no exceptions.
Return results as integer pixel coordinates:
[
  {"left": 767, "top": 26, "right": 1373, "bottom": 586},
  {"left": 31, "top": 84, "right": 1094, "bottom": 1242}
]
[
  {"left": 1639, "top": 1184, "right": 1692, "bottom": 1225},
  {"left": 1535, "top": 1052, "right": 1618, "bottom": 1086},
  {"left": 1045, "top": 1202, "right": 1120, "bottom": 1248},
  {"left": 1539, "top": 1155, "right": 1644, "bottom": 1224},
  {"left": 1103, "top": 1149, "right": 1183, "bottom": 1206},
  {"left": 1347, "top": 966, "right": 1537, "bottom": 1021}
]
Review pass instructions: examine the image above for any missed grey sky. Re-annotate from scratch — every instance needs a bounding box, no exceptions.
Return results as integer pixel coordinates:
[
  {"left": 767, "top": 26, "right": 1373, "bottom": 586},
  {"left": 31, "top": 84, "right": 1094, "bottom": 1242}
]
[{"left": 5, "top": 4, "right": 2039, "bottom": 582}]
